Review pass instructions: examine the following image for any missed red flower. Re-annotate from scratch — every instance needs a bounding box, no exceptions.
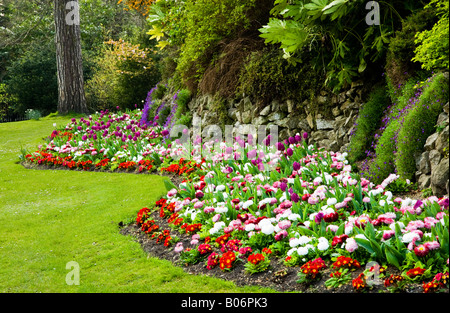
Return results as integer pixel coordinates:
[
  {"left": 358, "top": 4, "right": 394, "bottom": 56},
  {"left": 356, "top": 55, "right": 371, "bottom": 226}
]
[
  {"left": 414, "top": 244, "right": 429, "bottom": 257},
  {"left": 406, "top": 267, "right": 426, "bottom": 278},
  {"left": 352, "top": 273, "right": 367, "bottom": 291},
  {"left": 219, "top": 251, "right": 237, "bottom": 271},
  {"left": 300, "top": 258, "right": 326, "bottom": 279},
  {"left": 384, "top": 274, "right": 404, "bottom": 288},
  {"left": 262, "top": 247, "right": 272, "bottom": 255},
  {"left": 332, "top": 256, "right": 360, "bottom": 270},
  {"left": 248, "top": 253, "right": 265, "bottom": 265},
  {"left": 331, "top": 234, "right": 348, "bottom": 247}
]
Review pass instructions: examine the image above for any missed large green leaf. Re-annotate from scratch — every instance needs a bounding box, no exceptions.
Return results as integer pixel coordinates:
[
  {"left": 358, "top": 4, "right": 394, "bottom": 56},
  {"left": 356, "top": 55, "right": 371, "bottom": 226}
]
[
  {"left": 164, "top": 178, "right": 178, "bottom": 192},
  {"left": 384, "top": 244, "right": 401, "bottom": 269},
  {"left": 354, "top": 237, "right": 375, "bottom": 254}
]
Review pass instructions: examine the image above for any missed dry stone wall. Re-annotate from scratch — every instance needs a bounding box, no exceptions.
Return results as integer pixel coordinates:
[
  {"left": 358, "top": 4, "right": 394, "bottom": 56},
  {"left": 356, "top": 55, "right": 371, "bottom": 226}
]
[{"left": 188, "top": 81, "right": 364, "bottom": 154}]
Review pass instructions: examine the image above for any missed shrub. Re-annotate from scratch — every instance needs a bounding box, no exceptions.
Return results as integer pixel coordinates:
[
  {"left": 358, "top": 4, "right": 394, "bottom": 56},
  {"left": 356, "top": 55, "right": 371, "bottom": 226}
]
[
  {"left": 85, "top": 39, "right": 161, "bottom": 111},
  {"left": 3, "top": 42, "right": 58, "bottom": 116},
  {"left": 362, "top": 72, "right": 449, "bottom": 184},
  {"left": 174, "top": 88, "right": 192, "bottom": 126},
  {"left": 412, "top": 0, "right": 449, "bottom": 71},
  {"left": 385, "top": 8, "right": 437, "bottom": 87},
  {"left": 258, "top": 0, "right": 424, "bottom": 92},
  {"left": 347, "top": 86, "right": 390, "bottom": 163},
  {"left": 176, "top": 0, "right": 257, "bottom": 90},
  {"left": 364, "top": 119, "right": 400, "bottom": 184},
  {"left": 236, "top": 46, "right": 323, "bottom": 104},
  {"left": 361, "top": 77, "right": 419, "bottom": 183},
  {"left": 0, "top": 83, "right": 18, "bottom": 120},
  {"left": 24, "top": 109, "right": 42, "bottom": 121},
  {"left": 395, "top": 72, "right": 449, "bottom": 180}
]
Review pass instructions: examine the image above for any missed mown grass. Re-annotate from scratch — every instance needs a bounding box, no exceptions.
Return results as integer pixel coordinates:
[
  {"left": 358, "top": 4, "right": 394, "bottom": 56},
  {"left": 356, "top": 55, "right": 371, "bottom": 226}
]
[{"left": 0, "top": 115, "right": 275, "bottom": 293}]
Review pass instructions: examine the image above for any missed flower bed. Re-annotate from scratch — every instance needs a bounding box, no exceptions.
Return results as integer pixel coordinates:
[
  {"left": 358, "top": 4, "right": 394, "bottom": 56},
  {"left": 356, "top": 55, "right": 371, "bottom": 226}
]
[
  {"left": 133, "top": 133, "right": 449, "bottom": 293},
  {"left": 22, "top": 107, "right": 449, "bottom": 293}
]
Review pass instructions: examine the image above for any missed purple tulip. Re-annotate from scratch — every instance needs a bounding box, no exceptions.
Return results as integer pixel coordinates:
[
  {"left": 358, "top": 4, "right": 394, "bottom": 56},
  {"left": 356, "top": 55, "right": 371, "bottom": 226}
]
[
  {"left": 413, "top": 200, "right": 423, "bottom": 209},
  {"left": 248, "top": 134, "right": 254, "bottom": 145},
  {"left": 257, "top": 163, "right": 264, "bottom": 171},
  {"left": 247, "top": 149, "right": 257, "bottom": 159},
  {"left": 289, "top": 137, "right": 295, "bottom": 144},
  {"left": 315, "top": 212, "right": 324, "bottom": 224},
  {"left": 277, "top": 142, "right": 285, "bottom": 151},
  {"left": 295, "top": 134, "right": 301, "bottom": 142},
  {"left": 293, "top": 161, "right": 301, "bottom": 171},
  {"left": 280, "top": 182, "right": 287, "bottom": 192},
  {"left": 286, "top": 147, "right": 293, "bottom": 156},
  {"left": 303, "top": 132, "right": 308, "bottom": 139},
  {"left": 291, "top": 193, "right": 300, "bottom": 203}
]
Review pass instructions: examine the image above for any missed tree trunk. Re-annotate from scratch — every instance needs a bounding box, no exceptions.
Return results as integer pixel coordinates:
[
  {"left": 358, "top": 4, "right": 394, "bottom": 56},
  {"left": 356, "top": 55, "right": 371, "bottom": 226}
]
[{"left": 54, "top": 0, "right": 88, "bottom": 115}]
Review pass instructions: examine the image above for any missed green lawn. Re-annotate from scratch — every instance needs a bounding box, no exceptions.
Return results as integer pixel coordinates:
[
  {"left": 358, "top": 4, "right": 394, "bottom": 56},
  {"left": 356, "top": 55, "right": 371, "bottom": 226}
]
[{"left": 0, "top": 116, "right": 274, "bottom": 293}]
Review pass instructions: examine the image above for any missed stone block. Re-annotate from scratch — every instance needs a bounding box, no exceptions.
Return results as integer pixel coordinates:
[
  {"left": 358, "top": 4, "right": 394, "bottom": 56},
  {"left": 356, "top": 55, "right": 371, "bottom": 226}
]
[
  {"left": 431, "top": 157, "right": 449, "bottom": 197},
  {"left": 424, "top": 132, "right": 439, "bottom": 151}
]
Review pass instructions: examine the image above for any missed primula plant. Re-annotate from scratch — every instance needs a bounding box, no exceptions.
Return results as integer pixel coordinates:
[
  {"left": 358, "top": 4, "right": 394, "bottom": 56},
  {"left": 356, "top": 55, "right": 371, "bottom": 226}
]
[{"left": 244, "top": 252, "right": 271, "bottom": 275}]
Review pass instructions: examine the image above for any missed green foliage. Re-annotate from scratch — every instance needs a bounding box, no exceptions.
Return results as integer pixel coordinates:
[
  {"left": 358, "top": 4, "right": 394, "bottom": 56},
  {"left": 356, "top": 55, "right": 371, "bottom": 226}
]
[
  {"left": 385, "top": 179, "right": 417, "bottom": 194},
  {"left": 395, "top": 72, "right": 449, "bottom": 180},
  {"left": 422, "top": 188, "right": 433, "bottom": 198},
  {"left": 366, "top": 119, "right": 400, "bottom": 184},
  {"left": 363, "top": 72, "right": 449, "bottom": 184},
  {"left": 153, "top": 83, "right": 168, "bottom": 100},
  {"left": 3, "top": 42, "right": 58, "bottom": 116},
  {"left": 24, "top": 109, "right": 42, "bottom": 121},
  {"left": 174, "top": 88, "right": 192, "bottom": 126},
  {"left": 179, "top": 248, "right": 205, "bottom": 265},
  {"left": 146, "top": 0, "right": 188, "bottom": 49},
  {"left": 347, "top": 86, "right": 390, "bottom": 163},
  {"left": 237, "top": 46, "right": 323, "bottom": 103},
  {"left": 0, "top": 83, "right": 17, "bottom": 120},
  {"left": 85, "top": 39, "right": 161, "bottom": 111},
  {"left": 385, "top": 7, "right": 437, "bottom": 86},
  {"left": 259, "top": 0, "right": 423, "bottom": 92},
  {"left": 175, "top": 0, "right": 257, "bottom": 89},
  {"left": 412, "top": 0, "right": 449, "bottom": 71}
]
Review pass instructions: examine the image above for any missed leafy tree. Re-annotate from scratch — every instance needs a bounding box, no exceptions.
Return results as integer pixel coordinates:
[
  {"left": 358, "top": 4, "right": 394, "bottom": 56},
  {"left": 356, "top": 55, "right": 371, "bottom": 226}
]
[{"left": 118, "top": 0, "right": 155, "bottom": 16}]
